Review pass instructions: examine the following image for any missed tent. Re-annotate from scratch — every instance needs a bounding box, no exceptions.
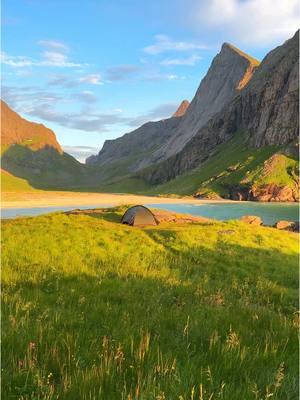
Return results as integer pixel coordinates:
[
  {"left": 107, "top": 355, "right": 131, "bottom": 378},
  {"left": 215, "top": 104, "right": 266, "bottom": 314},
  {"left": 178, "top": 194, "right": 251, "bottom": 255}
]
[{"left": 121, "top": 205, "right": 158, "bottom": 226}]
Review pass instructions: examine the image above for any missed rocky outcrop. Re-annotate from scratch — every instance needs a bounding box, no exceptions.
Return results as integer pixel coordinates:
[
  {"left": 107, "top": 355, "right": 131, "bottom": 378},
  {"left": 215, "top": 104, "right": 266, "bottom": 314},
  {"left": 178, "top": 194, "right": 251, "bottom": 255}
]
[
  {"left": 274, "top": 220, "right": 299, "bottom": 231},
  {"left": 86, "top": 43, "right": 259, "bottom": 175},
  {"left": 1, "top": 100, "right": 62, "bottom": 153},
  {"left": 250, "top": 184, "right": 299, "bottom": 202},
  {"left": 172, "top": 100, "right": 190, "bottom": 117},
  {"left": 141, "top": 31, "right": 299, "bottom": 186},
  {"left": 240, "top": 215, "right": 263, "bottom": 225}
]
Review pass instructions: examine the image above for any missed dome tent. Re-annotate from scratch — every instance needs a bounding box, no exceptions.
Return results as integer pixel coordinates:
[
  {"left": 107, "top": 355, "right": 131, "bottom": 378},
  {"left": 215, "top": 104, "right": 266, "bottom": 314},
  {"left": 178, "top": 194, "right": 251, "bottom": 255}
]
[{"left": 121, "top": 205, "right": 158, "bottom": 226}]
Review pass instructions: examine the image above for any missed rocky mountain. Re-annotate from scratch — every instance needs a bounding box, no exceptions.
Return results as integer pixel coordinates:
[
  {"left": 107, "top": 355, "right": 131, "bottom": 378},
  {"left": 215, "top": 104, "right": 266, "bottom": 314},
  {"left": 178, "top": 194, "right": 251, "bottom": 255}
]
[
  {"left": 1, "top": 101, "right": 85, "bottom": 189},
  {"left": 1, "top": 100, "right": 62, "bottom": 153},
  {"left": 172, "top": 100, "right": 190, "bottom": 117},
  {"left": 86, "top": 42, "right": 259, "bottom": 177},
  {"left": 140, "top": 31, "right": 299, "bottom": 201}
]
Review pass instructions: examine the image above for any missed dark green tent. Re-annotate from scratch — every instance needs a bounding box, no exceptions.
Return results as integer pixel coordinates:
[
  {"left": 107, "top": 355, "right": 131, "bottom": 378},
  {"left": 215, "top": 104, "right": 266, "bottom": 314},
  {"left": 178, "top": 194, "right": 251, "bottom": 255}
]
[{"left": 121, "top": 205, "right": 158, "bottom": 226}]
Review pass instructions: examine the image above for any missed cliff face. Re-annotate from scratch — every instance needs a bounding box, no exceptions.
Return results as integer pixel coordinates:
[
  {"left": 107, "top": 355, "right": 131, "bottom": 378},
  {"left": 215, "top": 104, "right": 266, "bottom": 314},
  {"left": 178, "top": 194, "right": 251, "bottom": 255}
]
[
  {"left": 172, "top": 100, "right": 190, "bottom": 117},
  {"left": 1, "top": 100, "right": 63, "bottom": 153},
  {"left": 152, "top": 43, "right": 259, "bottom": 162},
  {"left": 142, "top": 31, "right": 299, "bottom": 188},
  {"left": 86, "top": 43, "right": 258, "bottom": 176}
]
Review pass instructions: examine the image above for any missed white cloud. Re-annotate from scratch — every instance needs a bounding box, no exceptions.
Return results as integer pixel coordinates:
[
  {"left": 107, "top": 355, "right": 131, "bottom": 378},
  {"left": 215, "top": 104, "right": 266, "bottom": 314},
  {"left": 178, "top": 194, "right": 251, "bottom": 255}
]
[
  {"left": 62, "top": 145, "right": 99, "bottom": 162},
  {"left": 143, "top": 34, "right": 207, "bottom": 55},
  {"left": 79, "top": 74, "right": 102, "bottom": 85},
  {"left": 161, "top": 54, "right": 201, "bottom": 66},
  {"left": 1, "top": 39, "right": 86, "bottom": 68},
  {"left": 38, "top": 40, "right": 68, "bottom": 52},
  {"left": 1, "top": 52, "right": 34, "bottom": 68},
  {"left": 192, "top": 0, "right": 299, "bottom": 45}
]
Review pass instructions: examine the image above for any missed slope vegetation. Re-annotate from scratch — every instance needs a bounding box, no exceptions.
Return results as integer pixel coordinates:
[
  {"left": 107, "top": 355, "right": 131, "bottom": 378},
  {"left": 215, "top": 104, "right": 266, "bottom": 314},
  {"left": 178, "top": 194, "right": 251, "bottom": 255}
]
[{"left": 2, "top": 208, "right": 298, "bottom": 399}]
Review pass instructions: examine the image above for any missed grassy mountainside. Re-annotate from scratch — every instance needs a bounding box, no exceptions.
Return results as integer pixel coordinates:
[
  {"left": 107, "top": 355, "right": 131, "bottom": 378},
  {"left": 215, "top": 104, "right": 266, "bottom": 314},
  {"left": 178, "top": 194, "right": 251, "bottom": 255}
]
[
  {"left": 1, "top": 144, "right": 87, "bottom": 190},
  {"left": 2, "top": 208, "right": 298, "bottom": 399},
  {"left": 147, "top": 133, "right": 298, "bottom": 200},
  {"left": 1, "top": 169, "right": 39, "bottom": 193}
]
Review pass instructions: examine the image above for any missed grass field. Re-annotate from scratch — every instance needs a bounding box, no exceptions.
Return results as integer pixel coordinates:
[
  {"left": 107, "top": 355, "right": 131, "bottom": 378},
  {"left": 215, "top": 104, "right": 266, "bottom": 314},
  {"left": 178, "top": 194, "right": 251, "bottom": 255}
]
[{"left": 2, "top": 207, "right": 298, "bottom": 399}]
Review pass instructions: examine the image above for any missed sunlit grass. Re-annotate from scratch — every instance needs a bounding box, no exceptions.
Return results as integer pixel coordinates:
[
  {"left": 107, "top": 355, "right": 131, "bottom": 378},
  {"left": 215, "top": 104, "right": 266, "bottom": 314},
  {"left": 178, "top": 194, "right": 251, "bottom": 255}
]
[{"left": 2, "top": 207, "right": 299, "bottom": 399}]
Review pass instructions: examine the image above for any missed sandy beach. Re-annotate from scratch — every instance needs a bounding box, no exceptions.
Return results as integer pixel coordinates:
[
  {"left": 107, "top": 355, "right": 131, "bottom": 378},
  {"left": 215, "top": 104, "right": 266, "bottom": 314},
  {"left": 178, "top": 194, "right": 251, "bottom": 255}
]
[{"left": 1, "top": 190, "right": 234, "bottom": 209}]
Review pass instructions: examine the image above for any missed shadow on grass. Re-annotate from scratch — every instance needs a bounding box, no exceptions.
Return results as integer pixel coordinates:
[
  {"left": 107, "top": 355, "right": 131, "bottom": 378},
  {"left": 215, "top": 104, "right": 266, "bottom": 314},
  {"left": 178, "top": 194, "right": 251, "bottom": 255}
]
[{"left": 2, "top": 251, "right": 298, "bottom": 400}]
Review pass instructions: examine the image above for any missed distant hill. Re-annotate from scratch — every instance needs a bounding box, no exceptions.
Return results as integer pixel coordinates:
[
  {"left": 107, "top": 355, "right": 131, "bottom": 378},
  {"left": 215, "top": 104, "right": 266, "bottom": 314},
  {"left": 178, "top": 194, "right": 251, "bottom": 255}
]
[{"left": 1, "top": 101, "right": 85, "bottom": 190}]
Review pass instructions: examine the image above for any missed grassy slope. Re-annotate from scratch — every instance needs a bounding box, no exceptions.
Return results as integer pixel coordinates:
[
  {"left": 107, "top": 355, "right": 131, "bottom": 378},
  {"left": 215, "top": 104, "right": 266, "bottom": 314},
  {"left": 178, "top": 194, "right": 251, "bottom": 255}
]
[
  {"left": 1, "top": 134, "right": 298, "bottom": 198},
  {"left": 2, "top": 208, "right": 298, "bottom": 399},
  {"left": 148, "top": 133, "right": 298, "bottom": 197},
  {"left": 1, "top": 170, "right": 38, "bottom": 193}
]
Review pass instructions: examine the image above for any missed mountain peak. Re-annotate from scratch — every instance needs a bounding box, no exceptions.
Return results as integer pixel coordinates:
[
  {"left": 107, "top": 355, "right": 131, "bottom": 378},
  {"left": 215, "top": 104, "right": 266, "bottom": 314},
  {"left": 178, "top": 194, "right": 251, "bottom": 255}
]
[
  {"left": 221, "top": 42, "right": 260, "bottom": 66},
  {"left": 173, "top": 100, "right": 190, "bottom": 117}
]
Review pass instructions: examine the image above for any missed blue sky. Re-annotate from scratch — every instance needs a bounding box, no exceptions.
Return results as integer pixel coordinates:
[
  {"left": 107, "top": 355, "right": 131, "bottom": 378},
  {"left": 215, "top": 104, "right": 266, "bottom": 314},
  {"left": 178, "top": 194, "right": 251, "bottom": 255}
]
[{"left": 2, "top": 0, "right": 299, "bottom": 162}]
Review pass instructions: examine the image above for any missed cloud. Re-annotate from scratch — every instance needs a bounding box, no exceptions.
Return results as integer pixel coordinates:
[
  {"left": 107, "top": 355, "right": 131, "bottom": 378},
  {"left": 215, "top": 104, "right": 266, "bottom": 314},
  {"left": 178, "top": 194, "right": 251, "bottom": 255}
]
[
  {"left": 1, "top": 52, "right": 35, "bottom": 68},
  {"left": 160, "top": 54, "right": 201, "bottom": 66},
  {"left": 75, "top": 90, "right": 97, "bottom": 104},
  {"left": 38, "top": 40, "right": 68, "bottom": 52},
  {"left": 48, "top": 73, "right": 103, "bottom": 88},
  {"left": 106, "top": 64, "right": 140, "bottom": 81},
  {"left": 62, "top": 145, "right": 99, "bottom": 162},
  {"left": 144, "top": 72, "right": 181, "bottom": 81},
  {"left": 79, "top": 74, "right": 102, "bottom": 85},
  {"left": 190, "top": 0, "right": 299, "bottom": 45},
  {"left": 143, "top": 34, "right": 207, "bottom": 55},
  {"left": 128, "top": 102, "right": 178, "bottom": 127},
  {"left": 1, "top": 39, "right": 86, "bottom": 68}
]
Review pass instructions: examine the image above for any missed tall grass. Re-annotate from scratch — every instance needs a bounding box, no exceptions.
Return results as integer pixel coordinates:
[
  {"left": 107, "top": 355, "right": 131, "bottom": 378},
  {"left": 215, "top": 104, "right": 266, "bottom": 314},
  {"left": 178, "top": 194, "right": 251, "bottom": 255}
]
[{"left": 2, "top": 208, "right": 298, "bottom": 399}]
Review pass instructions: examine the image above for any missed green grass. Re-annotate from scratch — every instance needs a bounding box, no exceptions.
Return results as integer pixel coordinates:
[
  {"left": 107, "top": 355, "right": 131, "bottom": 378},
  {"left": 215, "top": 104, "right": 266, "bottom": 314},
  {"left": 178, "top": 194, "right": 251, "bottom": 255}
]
[
  {"left": 147, "top": 133, "right": 297, "bottom": 197},
  {"left": 2, "top": 207, "right": 298, "bottom": 399},
  {"left": 1, "top": 170, "right": 37, "bottom": 192}
]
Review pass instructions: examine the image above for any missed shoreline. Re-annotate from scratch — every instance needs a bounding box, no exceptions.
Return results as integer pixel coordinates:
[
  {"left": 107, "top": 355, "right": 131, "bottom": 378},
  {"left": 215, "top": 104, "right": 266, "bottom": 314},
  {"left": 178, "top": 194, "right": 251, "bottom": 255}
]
[{"left": 1, "top": 191, "right": 237, "bottom": 209}]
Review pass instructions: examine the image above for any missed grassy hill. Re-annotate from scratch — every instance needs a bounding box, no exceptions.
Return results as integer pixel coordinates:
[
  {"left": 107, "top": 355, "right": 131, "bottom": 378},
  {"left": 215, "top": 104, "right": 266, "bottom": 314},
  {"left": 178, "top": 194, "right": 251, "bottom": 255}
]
[
  {"left": 2, "top": 207, "right": 298, "bottom": 399},
  {"left": 146, "top": 133, "right": 298, "bottom": 200},
  {"left": 1, "top": 169, "right": 39, "bottom": 193}
]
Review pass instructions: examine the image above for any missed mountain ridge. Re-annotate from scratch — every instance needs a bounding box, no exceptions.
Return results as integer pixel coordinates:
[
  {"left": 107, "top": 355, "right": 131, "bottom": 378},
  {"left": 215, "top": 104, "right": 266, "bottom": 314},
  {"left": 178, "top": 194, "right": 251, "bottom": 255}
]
[{"left": 87, "top": 41, "right": 259, "bottom": 176}]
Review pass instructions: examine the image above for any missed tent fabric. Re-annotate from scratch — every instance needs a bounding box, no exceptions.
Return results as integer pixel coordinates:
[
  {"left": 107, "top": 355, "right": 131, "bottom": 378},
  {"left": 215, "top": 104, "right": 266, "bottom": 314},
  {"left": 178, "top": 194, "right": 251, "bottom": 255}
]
[{"left": 121, "top": 205, "right": 158, "bottom": 226}]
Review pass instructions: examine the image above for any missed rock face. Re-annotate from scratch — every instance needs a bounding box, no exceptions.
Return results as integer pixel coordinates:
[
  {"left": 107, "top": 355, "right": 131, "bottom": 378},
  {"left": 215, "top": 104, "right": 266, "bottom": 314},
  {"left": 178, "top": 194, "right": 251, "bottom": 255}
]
[
  {"left": 1, "top": 100, "right": 62, "bottom": 153},
  {"left": 241, "top": 215, "right": 263, "bottom": 225},
  {"left": 142, "top": 31, "right": 299, "bottom": 186},
  {"left": 172, "top": 100, "right": 190, "bottom": 117},
  {"left": 86, "top": 43, "right": 259, "bottom": 174}
]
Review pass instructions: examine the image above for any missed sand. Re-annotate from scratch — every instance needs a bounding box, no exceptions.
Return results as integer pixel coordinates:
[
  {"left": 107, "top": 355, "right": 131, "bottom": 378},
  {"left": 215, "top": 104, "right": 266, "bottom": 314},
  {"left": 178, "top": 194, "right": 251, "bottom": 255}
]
[{"left": 1, "top": 191, "right": 235, "bottom": 209}]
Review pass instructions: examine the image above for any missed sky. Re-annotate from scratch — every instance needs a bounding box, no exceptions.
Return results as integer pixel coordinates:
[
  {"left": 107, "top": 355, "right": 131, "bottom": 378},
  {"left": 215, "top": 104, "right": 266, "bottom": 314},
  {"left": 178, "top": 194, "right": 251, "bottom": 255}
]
[{"left": 1, "top": 0, "right": 299, "bottom": 162}]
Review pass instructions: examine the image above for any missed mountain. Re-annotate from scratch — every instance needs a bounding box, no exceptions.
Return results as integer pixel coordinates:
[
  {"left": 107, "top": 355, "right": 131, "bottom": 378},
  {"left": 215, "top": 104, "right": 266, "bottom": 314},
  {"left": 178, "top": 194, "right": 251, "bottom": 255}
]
[
  {"left": 1, "top": 100, "right": 62, "bottom": 152},
  {"left": 141, "top": 31, "right": 299, "bottom": 201},
  {"left": 1, "top": 101, "right": 85, "bottom": 190},
  {"left": 86, "top": 42, "right": 259, "bottom": 179},
  {"left": 172, "top": 100, "right": 190, "bottom": 117}
]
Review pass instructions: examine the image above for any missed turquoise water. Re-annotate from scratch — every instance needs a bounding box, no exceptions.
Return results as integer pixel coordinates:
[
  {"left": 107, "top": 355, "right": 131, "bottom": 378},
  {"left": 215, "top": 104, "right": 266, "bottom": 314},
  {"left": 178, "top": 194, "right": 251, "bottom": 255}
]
[
  {"left": 147, "top": 202, "right": 299, "bottom": 226},
  {"left": 1, "top": 202, "right": 299, "bottom": 225}
]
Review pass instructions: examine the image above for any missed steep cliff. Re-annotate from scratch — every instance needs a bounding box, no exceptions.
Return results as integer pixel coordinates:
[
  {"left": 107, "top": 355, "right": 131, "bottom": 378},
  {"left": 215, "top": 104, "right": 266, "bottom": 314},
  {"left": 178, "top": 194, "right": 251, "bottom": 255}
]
[
  {"left": 86, "top": 43, "right": 259, "bottom": 177},
  {"left": 172, "top": 100, "right": 190, "bottom": 117},
  {"left": 142, "top": 31, "right": 299, "bottom": 198}
]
